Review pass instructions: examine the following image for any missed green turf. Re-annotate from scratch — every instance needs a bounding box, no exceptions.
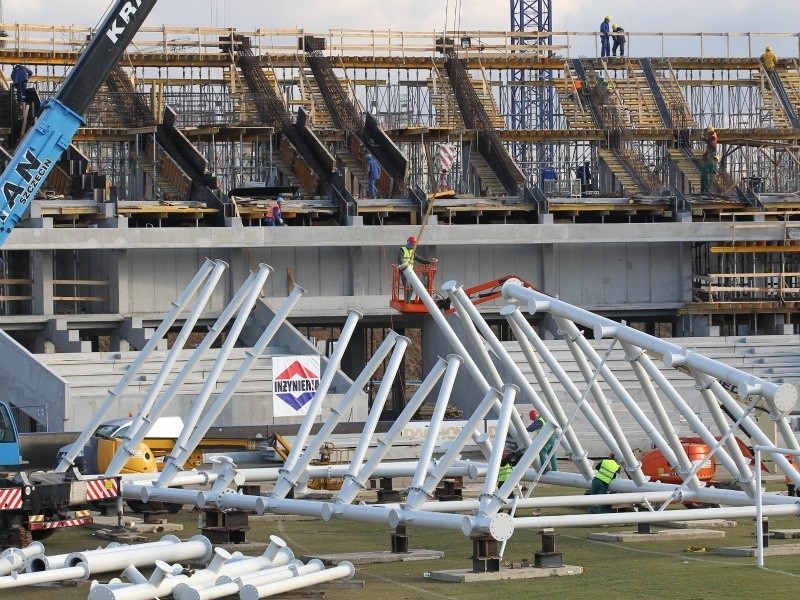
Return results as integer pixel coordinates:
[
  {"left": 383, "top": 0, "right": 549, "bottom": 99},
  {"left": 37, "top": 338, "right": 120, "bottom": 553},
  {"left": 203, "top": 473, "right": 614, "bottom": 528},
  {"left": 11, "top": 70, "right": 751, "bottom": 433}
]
[{"left": 16, "top": 484, "right": 800, "bottom": 600}]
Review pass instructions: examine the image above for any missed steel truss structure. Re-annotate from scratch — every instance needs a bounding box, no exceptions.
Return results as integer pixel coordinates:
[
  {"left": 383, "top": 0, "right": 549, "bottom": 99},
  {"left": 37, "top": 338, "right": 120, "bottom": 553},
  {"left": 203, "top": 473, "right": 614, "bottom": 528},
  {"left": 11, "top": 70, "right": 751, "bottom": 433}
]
[{"left": 72, "top": 261, "right": 800, "bottom": 546}]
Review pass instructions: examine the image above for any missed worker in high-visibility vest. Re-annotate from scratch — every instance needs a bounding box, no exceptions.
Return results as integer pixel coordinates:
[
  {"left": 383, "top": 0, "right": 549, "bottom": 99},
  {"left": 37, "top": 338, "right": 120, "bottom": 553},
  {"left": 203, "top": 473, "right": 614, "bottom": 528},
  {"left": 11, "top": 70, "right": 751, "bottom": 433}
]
[
  {"left": 528, "top": 409, "right": 558, "bottom": 472},
  {"left": 397, "top": 236, "right": 437, "bottom": 301},
  {"left": 588, "top": 453, "right": 621, "bottom": 514},
  {"left": 498, "top": 452, "right": 514, "bottom": 489}
]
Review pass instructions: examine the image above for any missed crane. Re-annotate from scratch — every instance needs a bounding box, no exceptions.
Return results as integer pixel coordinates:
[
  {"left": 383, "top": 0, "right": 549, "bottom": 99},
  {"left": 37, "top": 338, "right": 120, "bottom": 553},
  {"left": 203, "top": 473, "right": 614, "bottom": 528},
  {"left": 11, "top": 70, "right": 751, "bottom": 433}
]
[{"left": 0, "top": 0, "right": 158, "bottom": 246}]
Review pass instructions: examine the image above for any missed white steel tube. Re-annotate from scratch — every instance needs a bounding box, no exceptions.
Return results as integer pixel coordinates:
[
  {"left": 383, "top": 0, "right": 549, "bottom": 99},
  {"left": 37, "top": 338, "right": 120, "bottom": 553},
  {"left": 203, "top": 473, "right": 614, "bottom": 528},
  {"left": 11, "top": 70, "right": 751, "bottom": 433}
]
[
  {"left": 502, "top": 305, "right": 594, "bottom": 479},
  {"left": 122, "top": 471, "right": 214, "bottom": 486},
  {"left": 66, "top": 535, "right": 212, "bottom": 575},
  {"left": 107, "top": 265, "right": 270, "bottom": 475},
  {"left": 695, "top": 374, "right": 756, "bottom": 495},
  {"left": 619, "top": 342, "right": 745, "bottom": 483},
  {"left": 27, "top": 543, "right": 132, "bottom": 573},
  {"left": 238, "top": 561, "right": 355, "bottom": 600},
  {"left": 502, "top": 281, "right": 797, "bottom": 406},
  {"left": 213, "top": 490, "right": 267, "bottom": 513},
  {"left": 90, "top": 560, "right": 189, "bottom": 600},
  {"left": 538, "top": 469, "right": 796, "bottom": 506},
  {"left": 399, "top": 266, "right": 528, "bottom": 446},
  {"left": 139, "top": 485, "right": 205, "bottom": 506},
  {"left": 756, "top": 447, "right": 764, "bottom": 568},
  {"left": 706, "top": 377, "right": 798, "bottom": 483},
  {"left": 480, "top": 384, "right": 519, "bottom": 498},
  {"left": 777, "top": 419, "right": 800, "bottom": 487},
  {"left": 443, "top": 283, "right": 529, "bottom": 448},
  {"left": 159, "top": 284, "right": 306, "bottom": 486},
  {"left": 346, "top": 336, "right": 409, "bottom": 472},
  {"left": 408, "top": 356, "right": 462, "bottom": 492},
  {"left": 271, "top": 331, "right": 400, "bottom": 498},
  {"left": 512, "top": 312, "right": 622, "bottom": 458},
  {"left": 556, "top": 317, "right": 650, "bottom": 485},
  {"left": 0, "top": 564, "right": 89, "bottom": 589},
  {"left": 336, "top": 356, "right": 451, "bottom": 504},
  {"left": 621, "top": 341, "right": 699, "bottom": 488},
  {"left": 172, "top": 538, "right": 296, "bottom": 600},
  {"left": 404, "top": 387, "right": 500, "bottom": 509},
  {"left": 282, "top": 309, "right": 362, "bottom": 475},
  {"left": 513, "top": 503, "right": 800, "bottom": 530},
  {"left": 176, "top": 561, "right": 321, "bottom": 600},
  {"left": 0, "top": 542, "right": 43, "bottom": 576},
  {"left": 56, "top": 258, "right": 217, "bottom": 472},
  {"left": 446, "top": 283, "right": 556, "bottom": 434},
  {"left": 118, "top": 259, "right": 228, "bottom": 459},
  {"left": 489, "top": 422, "right": 556, "bottom": 515}
]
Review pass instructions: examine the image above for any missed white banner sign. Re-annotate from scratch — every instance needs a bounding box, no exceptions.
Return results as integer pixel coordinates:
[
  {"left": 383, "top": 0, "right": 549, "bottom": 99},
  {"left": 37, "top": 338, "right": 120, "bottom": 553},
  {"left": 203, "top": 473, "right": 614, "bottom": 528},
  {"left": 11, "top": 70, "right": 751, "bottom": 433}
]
[{"left": 272, "top": 355, "right": 321, "bottom": 417}]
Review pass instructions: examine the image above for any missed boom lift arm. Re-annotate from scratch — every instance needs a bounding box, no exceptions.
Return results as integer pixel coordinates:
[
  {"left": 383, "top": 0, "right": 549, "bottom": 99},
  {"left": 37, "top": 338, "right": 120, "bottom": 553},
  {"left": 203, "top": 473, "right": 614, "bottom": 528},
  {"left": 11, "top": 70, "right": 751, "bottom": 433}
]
[{"left": 0, "top": 0, "right": 159, "bottom": 245}]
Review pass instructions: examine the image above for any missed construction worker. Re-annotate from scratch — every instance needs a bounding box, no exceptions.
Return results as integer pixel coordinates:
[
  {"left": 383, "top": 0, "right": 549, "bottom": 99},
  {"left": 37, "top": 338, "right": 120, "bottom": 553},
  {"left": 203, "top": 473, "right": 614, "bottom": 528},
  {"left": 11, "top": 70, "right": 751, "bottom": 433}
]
[
  {"left": 528, "top": 409, "right": 558, "bottom": 472},
  {"left": 611, "top": 25, "right": 626, "bottom": 58},
  {"left": 498, "top": 450, "right": 519, "bottom": 489},
  {"left": 600, "top": 16, "right": 611, "bottom": 58},
  {"left": 588, "top": 453, "right": 621, "bottom": 514},
  {"left": 398, "top": 236, "right": 436, "bottom": 300},
  {"left": 264, "top": 197, "right": 285, "bottom": 226},
  {"left": 700, "top": 156, "right": 719, "bottom": 194},
  {"left": 10, "top": 64, "right": 33, "bottom": 104},
  {"left": 366, "top": 153, "right": 381, "bottom": 199},
  {"left": 703, "top": 125, "right": 718, "bottom": 162},
  {"left": 761, "top": 46, "right": 777, "bottom": 71},
  {"left": 576, "top": 161, "right": 592, "bottom": 194}
]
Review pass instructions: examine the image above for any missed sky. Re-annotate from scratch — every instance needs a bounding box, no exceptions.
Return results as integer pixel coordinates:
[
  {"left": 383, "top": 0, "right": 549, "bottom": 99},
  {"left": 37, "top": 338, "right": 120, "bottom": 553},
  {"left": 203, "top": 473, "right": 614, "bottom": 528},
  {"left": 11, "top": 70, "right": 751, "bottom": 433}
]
[
  {"left": 4, "top": 1, "right": 800, "bottom": 34},
  {"left": 4, "top": 1, "right": 800, "bottom": 59}
]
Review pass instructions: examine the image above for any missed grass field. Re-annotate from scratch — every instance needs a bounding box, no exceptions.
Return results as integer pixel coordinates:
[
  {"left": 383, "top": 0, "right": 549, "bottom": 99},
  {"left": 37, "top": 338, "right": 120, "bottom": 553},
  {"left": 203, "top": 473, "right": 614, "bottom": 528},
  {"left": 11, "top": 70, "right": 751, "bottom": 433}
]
[{"left": 17, "top": 481, "right": 800, "bottom": 600}]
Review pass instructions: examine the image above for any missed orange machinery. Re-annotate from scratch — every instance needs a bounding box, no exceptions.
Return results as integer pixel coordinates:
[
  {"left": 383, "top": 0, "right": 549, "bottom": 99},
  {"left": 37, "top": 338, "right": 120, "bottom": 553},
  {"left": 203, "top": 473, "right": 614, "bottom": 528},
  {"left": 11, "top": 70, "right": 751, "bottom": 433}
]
[
  {"left": 390, "top": 266, "right": 538, "bottom": 314},
  {"left": 641, "top": 436, "right": 759, "bottom": 484}
]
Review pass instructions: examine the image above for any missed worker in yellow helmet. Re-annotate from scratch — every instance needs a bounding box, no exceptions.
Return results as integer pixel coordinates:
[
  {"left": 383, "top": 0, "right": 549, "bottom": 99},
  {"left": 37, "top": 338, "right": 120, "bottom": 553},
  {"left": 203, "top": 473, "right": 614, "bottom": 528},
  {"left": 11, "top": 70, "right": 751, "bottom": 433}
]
[
  {"left": 761, "top": 46, "right": 778, "bottom": 91},
  {"left": 612, "top": 24, "right": 626, "bottom": 58},
  {"left": 761, "top": 45, "right": 777, "bottom": 71},
  {"left": 600, "top": 16, "right": 611, "bottom": 58}
]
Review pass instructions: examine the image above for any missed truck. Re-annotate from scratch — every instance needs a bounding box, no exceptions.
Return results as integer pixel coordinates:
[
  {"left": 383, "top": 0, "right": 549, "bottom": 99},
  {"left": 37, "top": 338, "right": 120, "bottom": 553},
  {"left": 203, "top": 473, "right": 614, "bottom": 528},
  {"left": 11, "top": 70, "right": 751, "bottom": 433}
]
[
  {"left": 0, "top": 401, "right": 121, "bottom": 547},
  {"left": 0, "top": 0, "right": 159, "bottom": 547}
]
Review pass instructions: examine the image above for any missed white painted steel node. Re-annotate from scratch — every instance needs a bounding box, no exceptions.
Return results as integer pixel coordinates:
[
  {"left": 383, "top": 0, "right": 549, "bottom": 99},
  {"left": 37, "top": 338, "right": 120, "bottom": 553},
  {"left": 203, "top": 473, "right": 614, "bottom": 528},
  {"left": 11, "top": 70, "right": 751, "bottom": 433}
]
[
  {"left": 489, "top": 513, "right": 514, "bottom": 541},
  {"left": 500, "top": 278, "right": 524, "bottom": 300},
  {"left": 771, "top": 383, "right": 798, "bottom": 415}
]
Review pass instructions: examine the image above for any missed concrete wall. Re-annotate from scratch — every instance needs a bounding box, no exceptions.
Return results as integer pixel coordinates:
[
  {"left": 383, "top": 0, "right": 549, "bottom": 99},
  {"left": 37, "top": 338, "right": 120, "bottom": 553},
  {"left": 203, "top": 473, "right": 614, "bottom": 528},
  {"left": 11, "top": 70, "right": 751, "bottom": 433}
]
[
  {"left": 88, "top": 240, "right": 690, "bottom": 314},
  {"left": 0, "top": 329, "right": 66, "bottom": 432}
]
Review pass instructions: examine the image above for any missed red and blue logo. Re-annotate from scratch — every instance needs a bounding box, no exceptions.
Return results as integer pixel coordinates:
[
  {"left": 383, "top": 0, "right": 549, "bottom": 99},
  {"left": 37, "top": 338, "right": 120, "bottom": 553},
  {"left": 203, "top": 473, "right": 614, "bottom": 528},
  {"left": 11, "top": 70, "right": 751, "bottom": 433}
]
[{"left": 273, "top": 359, "right": 320, "bottom": 412}]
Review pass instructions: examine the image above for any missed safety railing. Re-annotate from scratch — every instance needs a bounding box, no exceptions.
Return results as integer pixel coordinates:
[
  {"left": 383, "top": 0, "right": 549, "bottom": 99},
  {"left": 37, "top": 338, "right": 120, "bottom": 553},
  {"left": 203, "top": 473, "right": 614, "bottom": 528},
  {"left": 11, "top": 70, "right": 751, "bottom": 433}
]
[{"left": 2, "top": 23, "right": 800, "bottom": 60}]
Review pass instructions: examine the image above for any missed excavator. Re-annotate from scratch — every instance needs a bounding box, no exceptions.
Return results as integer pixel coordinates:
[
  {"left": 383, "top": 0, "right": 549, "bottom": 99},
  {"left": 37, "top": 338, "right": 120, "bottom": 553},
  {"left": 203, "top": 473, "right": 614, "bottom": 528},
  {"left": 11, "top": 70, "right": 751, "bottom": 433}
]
[{"left": 0, "top": 0, "right": 159, "bottom": 546}]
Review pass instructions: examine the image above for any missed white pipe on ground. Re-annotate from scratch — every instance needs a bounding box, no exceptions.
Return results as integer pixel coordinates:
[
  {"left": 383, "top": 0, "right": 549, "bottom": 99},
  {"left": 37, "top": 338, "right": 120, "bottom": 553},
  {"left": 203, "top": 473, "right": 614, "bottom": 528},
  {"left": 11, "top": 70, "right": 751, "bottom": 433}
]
[
  {"left": 175, "top": 560, "right": 320, "bottom": 600},
  {"left": 0, "top": 542, "right": 43, "bottom": 576},
  {"left": 27, "top": 543, "right": 129, "bottom": 573},
  {"left": 238, "top": 560, "right": 355, "bottom": 600},
  {"left": 0, "top": 564, "right": 89, "bottom": 589},
  {"left": 66, "top": 535, "right": 212, "bottom": 575},
  {"left": 90, "top": 560, "right": 190, "bottom": 600}
]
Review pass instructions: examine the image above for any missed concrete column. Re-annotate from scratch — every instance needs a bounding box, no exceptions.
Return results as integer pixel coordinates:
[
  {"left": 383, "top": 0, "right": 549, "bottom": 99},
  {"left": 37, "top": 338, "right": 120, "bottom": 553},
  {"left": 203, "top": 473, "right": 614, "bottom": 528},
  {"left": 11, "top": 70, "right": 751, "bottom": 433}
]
[
  {"left": 340, "top": 324, "right": 366, "bottom": 380},
  {"left": 109, "top": 248, "right": 130, "bottom": 315},
  {"left": 32, "top": 250, "right": 54, "bottom": 316},
  {"left": 350, "top": 245, "right": 364, "bottom": 296}
]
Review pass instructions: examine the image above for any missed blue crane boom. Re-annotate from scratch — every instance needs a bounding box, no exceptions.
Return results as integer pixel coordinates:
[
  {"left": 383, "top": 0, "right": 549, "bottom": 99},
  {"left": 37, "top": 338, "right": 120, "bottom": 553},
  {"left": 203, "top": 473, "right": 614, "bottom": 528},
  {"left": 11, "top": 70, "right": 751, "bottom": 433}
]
[{"left": 0, "top": 0, "right": 159, "bottom": 245}]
